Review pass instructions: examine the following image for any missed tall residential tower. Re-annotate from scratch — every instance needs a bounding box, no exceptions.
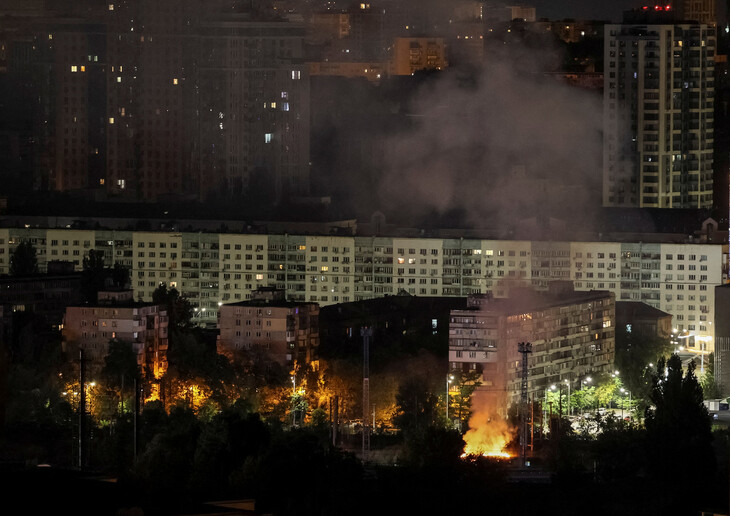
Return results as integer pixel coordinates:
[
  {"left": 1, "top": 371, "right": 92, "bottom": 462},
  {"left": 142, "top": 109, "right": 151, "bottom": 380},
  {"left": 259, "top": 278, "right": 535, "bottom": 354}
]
[{"left": 603, "top": 9, "right": 715, "bottom": 208}]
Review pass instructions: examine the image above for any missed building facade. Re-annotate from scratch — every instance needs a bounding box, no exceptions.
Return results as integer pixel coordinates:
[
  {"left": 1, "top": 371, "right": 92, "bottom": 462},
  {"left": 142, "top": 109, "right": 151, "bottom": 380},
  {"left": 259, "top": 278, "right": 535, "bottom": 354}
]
[
  {"left": 62, "top": 290, "right": 169, "bottom": 379},
  {"left": 0, "top": 227, "right": 723, "bottom": 350},
  {"left": 603, "top": 13, "right": 715, "bottom": 208},
  {"left": 217, "top": 287, "right": 319, "bottom": 366},
  {"left": 5, "top": 0, "right": 310, "bottom": 203},
  {"left": 714, "top": 283, "right": 730, "bottom": 394},
  {"left": 449, "top": 286, "right": 616, "bottom": 415}
]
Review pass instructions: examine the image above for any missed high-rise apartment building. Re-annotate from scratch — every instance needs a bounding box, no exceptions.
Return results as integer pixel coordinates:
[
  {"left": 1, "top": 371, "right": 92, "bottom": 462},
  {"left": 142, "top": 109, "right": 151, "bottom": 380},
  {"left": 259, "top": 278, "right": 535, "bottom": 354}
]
[
  {"left": 8, "top": 0, "right": 310, "bottom": 203},
  {"left": 603, "top": 10, "right": 715, "bottom": 208},
  {"left": 672, "top": 0, "right": 717, "bottom": 25}
]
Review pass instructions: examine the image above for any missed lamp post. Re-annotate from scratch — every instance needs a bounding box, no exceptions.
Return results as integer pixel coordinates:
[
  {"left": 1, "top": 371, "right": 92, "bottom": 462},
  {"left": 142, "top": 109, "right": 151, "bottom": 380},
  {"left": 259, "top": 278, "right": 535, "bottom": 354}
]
[
  {"left": 620, "top": 387, "right": 632, "bottom": 422},
  {"left": 446, "top": 374, "right": 454, "bottom": 426},
  {"left": 564, "top": 379, "right": 571, "bottom": 417},
  {"left": 580, "top": 376, "right": 592, "bottom": 418}
]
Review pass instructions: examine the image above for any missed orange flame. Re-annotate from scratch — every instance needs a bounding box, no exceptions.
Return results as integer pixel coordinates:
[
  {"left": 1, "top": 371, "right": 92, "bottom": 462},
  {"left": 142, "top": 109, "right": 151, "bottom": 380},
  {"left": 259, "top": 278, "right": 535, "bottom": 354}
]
[{"left": 461, "top": 396, "right": 514, "bottom": 459}]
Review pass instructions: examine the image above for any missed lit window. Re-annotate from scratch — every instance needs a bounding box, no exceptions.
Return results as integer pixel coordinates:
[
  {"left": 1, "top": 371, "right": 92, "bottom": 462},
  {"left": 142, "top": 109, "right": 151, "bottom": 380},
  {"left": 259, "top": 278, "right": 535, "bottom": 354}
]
[
  {"left": 291, "top": 70, "right": 301, "bottom": 80},
  {"left": 282, "top": 102, "right": 289, "bottom": 111},
  {"left": 80, "top": 65, "right": 86, "bottom": 72},
  {"left": 271, "top": 102, "right": 276, "bottom": 108},
  {"left": 48, "top": 34, "right": 53, "bottom": 40},
  {"left": 265, "top": 133, "right": 273, "bottom": 143},
  {"left": 117, "top": 76, "right": 122, "bottom": 82},
  {"left": 173, "top": 78, "right": 178, "bottom": 85},
  {"left": 99, "top": 179, "right": 105, "bottom": 185},
  {"left": 109, "top": 117, "right": 115, "bottom": 124},
  {"left": 109, "top": 4, "right": 114, "bottom": 10},
  {"left": 117, "top": 179, "right": 125, "bottom": 189},
  {"left": 71, "top": 65, "right": 78, "bottom": 72}
]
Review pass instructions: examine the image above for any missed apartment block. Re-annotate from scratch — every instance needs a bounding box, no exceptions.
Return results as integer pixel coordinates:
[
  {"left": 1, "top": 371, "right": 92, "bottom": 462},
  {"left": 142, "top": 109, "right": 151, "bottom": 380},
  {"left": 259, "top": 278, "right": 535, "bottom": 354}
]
[
  {"left": 449, "top": 286, "right": 616, "bottom": 416},
  {"left": 62, "top": 289, "right": 169, "bottom": 379},
  {"left": 0, "top": 228, "right": 723, "bottom": 351},
  {"left": 603, "top": 12, "right": 715, "bottom": 208},
  {"left": 217, "top": 287, "right": 319, "bottom": 366}
]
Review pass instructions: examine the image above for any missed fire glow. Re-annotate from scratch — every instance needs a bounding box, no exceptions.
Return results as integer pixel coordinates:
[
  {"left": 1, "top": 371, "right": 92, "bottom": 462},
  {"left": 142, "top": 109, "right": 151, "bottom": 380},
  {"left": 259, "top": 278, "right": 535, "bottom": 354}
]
[{"left": 460, "top": 403, "right": 514, "bottom": 460}]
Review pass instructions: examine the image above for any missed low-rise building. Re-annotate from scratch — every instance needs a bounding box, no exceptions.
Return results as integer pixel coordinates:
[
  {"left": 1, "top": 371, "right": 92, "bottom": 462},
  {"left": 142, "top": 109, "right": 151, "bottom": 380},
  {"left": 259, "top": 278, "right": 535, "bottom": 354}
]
[
  {"left": 449, "top": 283, "right": 615, "bottom": 416},
  {"left": 0, "top": 262, "right": 81, "bottom": 329},
  {"left": 320, "top": 292, "right": 467, "bottom": 359},
  {"left": 62, "top": 289, "right": 168, "bottom": 379},
  {"left": 217, "top": 287, "right": 319, "bottom": 367},
  {"left": 615, "top": 301, "right": 672, "bottom": 338}
]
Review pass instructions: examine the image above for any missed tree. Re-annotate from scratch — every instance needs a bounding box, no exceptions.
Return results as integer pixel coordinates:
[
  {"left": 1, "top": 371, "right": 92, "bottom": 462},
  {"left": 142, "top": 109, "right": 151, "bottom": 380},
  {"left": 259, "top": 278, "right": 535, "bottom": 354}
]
[
  {"left": 614, "top": 324, "right": 673, "bottom": 399},
  {"left": 81, "top": 249, "right": 107, "bottom": 303},
  {"left": 570, "top": 385, "right": 596, "bottom": 414},
  {"left": 10, "top": 240, "right": 38, "bottom": 276},
  {"left": 112, "top": 262, "right": 130, "bottom": 288},
  {"left": 393, "top": 375, "right": 441, "bottom": 434},
  {"left": 700, "top": 352, "right": 723, "bottom": 399},
  {"left": 448, "top": 369, "right": 482, "bottom": 429},
  {"left": 152, "top": 285, "right": 193, "bottom": 332},
  {"left": 645, "top": 354, "right": 715, "bottom": 486},
  {"left": 102, "top": 339, "right": 140, "bottom": 415}
]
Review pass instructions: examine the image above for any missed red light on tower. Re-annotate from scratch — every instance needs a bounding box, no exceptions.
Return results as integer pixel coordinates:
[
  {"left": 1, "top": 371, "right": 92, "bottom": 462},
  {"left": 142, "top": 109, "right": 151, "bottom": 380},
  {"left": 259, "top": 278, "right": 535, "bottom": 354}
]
[
  {"left": 665, "top": 5, "right": 671, "bottom": 9},
  {"left": 654, "top": 5, "right": 663, "bottom": 11},
  {"left": 643, "top": 5, "right": 649, "bottom": 9}
]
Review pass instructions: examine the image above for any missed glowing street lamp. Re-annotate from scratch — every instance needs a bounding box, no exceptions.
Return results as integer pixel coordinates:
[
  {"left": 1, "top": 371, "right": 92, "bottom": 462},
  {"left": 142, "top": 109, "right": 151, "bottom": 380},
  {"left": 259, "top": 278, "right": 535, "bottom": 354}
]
[
  {"left": 620, "top": 387, "right": 631, "bottom": 421},
  {"left": 446, "top": 374, "right": 454, "bottom": 423}
]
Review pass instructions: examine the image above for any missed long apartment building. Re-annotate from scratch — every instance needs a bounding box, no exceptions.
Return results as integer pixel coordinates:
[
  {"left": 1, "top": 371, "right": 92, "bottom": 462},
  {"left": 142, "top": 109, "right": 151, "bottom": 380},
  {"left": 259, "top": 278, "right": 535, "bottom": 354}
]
[{"left": 0, "top": 227, "right": 723, "bottom": 350}]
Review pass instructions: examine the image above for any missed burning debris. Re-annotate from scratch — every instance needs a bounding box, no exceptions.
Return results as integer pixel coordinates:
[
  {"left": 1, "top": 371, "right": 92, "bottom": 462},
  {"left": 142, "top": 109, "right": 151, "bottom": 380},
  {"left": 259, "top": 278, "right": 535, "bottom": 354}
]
[{"left": 460, "top": 395, "right": 515, "bottom": 460}]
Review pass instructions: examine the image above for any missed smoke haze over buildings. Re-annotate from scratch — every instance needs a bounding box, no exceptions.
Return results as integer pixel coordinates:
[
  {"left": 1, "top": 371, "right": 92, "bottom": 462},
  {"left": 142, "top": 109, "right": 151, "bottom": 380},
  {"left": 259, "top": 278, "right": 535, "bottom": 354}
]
[{"left": 375, "top": 41, "right": 604, "bottom": 231}]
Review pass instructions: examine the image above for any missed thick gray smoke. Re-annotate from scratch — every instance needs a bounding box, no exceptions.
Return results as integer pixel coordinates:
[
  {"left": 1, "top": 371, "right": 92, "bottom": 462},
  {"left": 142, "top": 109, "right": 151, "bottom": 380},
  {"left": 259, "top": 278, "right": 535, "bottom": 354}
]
[{"left": 377, "top": 41, "right": 604, "bottom": 231}]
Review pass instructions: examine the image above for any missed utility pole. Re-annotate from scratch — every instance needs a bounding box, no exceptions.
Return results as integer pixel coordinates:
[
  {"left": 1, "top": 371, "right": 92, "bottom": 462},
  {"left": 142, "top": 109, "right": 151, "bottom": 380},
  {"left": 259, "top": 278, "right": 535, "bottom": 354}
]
[
  {"left": 361, "top": 327, "right": 372, "bottom": 463},
  {"left": 518, "top": 342, "right": 532, "bottom": 467},
  {"left": 78, "top": 348, "right": 87, "bottom": 470}
]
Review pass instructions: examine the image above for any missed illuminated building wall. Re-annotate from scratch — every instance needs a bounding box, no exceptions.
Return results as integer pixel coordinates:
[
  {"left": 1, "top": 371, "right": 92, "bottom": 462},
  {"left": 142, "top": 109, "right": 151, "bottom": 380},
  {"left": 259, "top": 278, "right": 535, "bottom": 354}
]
[
  {"left": 0, "top": 228, "right": 722, "bottom": 350},
  {"left": 62, "top": 295, "right": 169, "bottom": 378},
  {"left": 389, "top": 37, "right": 447, "bottom": 75},
  {"left": 217, "top": 288, "right": 319, "bottom": 366}
]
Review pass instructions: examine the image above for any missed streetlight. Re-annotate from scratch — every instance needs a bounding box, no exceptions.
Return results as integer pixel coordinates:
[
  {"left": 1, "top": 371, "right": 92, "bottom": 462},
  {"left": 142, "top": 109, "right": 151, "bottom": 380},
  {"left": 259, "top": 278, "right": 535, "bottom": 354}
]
[
  {"left": 564, "top": 379, "right": 571, "bottom": 417},
  {"left": 446, "top": 374, "right": 454, "bottom": 424},
  {"left": 580, "top": 377, "right": 592, "bottom": 418},
  {"left": 620, "top": 387, "right": 631, "bottom": 422}
]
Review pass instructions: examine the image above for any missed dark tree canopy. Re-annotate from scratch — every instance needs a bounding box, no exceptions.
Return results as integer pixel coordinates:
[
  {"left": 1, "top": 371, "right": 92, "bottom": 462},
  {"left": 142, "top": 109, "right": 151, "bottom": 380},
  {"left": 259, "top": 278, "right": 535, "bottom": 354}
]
[
  {"left": 10, "top": 240, "right": 39, "bottom": 276},
  {"left": 102, "top": 339, "right": 140, "bottom": 387},
  {"left": 81, "top": 249, "right": 107, "bottom": 303},
  {"left": 152, "top": 285, "right": 193, "bottom": 332},
  {"left": 645, "top": 354, "right": 715, "bottom": 486}
]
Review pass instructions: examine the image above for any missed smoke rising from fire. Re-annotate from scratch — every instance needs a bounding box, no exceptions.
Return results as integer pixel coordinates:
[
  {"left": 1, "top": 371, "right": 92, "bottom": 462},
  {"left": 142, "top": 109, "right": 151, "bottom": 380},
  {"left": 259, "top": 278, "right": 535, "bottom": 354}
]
[
  {"left": 378, "top": 41, "right": 602, "bottom": 231},
  {"left": 374, "top": 40, "right": 604, "bottom": 231}
]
